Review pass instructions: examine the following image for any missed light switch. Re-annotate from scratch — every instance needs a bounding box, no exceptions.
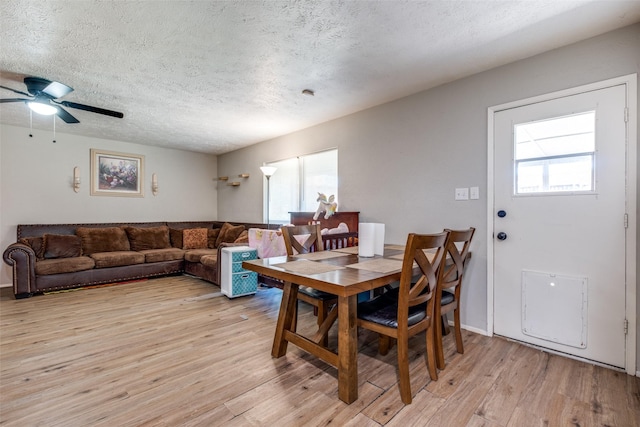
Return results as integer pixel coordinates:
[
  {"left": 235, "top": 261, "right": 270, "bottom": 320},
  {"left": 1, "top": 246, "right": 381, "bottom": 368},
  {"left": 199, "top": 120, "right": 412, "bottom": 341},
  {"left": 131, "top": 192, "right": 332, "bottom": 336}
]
[
  {"left": 470, "top": 186, "right": 480, "bottom": 200},
  {"left": 455, "top": 187, "right": 469, "bottom": 200}
]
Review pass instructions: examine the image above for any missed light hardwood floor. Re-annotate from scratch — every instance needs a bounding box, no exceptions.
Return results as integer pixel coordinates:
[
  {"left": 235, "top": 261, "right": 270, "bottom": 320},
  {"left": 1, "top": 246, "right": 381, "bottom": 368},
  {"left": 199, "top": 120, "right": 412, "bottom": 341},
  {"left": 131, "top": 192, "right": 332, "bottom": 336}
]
[{"left": 1, "top": 276, "right": 638, "bottom": 426}]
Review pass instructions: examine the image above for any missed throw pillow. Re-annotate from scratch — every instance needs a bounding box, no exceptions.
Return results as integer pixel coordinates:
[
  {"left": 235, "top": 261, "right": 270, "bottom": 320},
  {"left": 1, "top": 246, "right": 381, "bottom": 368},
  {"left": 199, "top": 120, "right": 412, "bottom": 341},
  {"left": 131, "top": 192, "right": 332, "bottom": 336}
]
[
  {"left": 19, "top": 236, "right": 45, "bottom": 260},
  {"left": 234, "top": 230, "right": 249, "bottom": 244},
  {"left": 215, "top": 222, "right": 245, "bottom": 248},
  {"left": 76, "top": 227, "right": 131, "bottom": 254},
  {"left": 125, "top": 226, "right": 170, "bottom": 251},
  {"left": 169, "top": 228, "right": 184, "bottom": 249},
  {"left": 182, "top": 228, "right": 208, "bottom": 250},
  {"left": 43, "top": 234, "right": 83, "bottom": 259},
  {"left": 207, "top": 228, "right": 221, "bottom": 249}
]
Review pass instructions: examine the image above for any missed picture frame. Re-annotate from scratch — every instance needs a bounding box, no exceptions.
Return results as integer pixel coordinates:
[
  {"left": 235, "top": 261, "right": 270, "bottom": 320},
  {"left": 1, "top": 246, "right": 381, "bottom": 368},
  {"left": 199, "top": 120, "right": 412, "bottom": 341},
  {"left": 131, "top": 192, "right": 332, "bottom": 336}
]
[{"left": 90, "top": 149, "right": 145, "bottom": 197}]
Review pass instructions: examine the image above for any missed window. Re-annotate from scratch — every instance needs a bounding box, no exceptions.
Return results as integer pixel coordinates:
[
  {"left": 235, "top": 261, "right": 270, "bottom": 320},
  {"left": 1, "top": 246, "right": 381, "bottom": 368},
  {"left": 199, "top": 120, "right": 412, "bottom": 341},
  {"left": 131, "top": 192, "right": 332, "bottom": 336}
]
[
  {"left": 264, "top": 149, "right": 338, "bottom": 223},
  {"left": 514, "top": 111, "right": 595, "bottom": 195}
]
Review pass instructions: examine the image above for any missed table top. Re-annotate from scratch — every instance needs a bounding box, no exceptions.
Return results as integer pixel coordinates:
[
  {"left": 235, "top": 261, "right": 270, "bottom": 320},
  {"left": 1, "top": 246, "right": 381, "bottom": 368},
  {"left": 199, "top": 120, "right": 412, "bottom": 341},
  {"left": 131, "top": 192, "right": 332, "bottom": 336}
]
[{"left": 242, "top": 245, "right": 408, "bottom": 298}]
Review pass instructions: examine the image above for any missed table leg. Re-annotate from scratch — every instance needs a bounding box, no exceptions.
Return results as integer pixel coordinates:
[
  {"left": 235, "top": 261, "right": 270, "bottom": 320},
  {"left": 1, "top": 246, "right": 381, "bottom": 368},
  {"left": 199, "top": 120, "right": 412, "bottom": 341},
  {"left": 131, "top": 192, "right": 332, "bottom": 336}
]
[
  {"left": 272, "top": 281, "right": 299, "bottom": 358},
  {"left": 337, "top": 294, "right": 358, "bottom": 404}
]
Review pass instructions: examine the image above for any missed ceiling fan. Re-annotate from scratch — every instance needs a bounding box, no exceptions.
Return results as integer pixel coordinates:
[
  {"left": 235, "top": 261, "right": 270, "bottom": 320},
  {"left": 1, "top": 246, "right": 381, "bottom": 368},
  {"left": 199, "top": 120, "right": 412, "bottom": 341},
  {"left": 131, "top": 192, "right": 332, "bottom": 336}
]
[{"left": 0, "top": 77, "right": 124, "bottom": 123}]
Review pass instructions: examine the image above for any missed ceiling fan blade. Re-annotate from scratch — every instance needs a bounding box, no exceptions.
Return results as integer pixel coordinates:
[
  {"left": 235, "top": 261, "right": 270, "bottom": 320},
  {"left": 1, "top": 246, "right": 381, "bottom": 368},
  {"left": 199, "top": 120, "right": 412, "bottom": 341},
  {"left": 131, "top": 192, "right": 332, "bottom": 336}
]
[
  {"left": 59, "top": 100, "right": 123, "bottom": 118},
  {"left": 42, "top": 81, "right": 73, "bottom": 99},
  {"left": 0, "top": 98, "right": 28, "bottom": 103},
  {"left": 0, "top": 85, "right": 31, "bottom": 97},
  {"left": 56, "top": 106, "right": 80, "bottom": 124}
]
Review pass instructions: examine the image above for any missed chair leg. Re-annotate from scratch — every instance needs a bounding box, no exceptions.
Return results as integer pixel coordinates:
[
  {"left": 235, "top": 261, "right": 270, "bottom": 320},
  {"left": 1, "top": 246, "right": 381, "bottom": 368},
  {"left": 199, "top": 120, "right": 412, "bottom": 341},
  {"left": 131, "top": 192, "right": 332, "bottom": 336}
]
[
  {"left": 441, "top": 314, "right": 451, "bottom": 335},
  {"left": 453, "top": 306, "right": 464, "bottom": 354},
  {"left": 316, "top": 301, "right": 325, "bottom": 325},
  {"left": 292, "top": 300, "right": 298, "bottom": 332},
  {"left": 436, "top": 311, "right": 446, "bottom": 370},
  {"left": 426, "top": 323, "right": 438, "bottom": 381},
  {"left": 378, "top": 334, "right": 390, "bottom": 355},
  {"left": 317, "top": 300, "right": 328, "bottom": 347},
  {"left": 396, "top": 336, "right": 412, "bottom": 404}
]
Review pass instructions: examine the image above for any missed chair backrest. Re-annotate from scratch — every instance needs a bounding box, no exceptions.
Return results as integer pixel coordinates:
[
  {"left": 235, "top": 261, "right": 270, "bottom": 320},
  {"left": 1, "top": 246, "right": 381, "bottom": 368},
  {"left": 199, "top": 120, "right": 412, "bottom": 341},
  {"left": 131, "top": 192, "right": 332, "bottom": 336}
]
[
  {"left": 396, "top": 232, "right": 449, "bottom": 326},
  {"left": 281, "top": 224, "right": 324, "bottom": 255},
  {"left": 441, "top": 227, "right": 475, "bottom": 292}
]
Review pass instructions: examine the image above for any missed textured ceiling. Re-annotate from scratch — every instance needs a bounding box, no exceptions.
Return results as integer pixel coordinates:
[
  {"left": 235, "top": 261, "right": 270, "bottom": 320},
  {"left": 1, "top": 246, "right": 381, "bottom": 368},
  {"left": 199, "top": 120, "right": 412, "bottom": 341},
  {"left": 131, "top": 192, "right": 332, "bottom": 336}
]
[{"left": 1, "top": 1, "right": 639, "bottom": 154}]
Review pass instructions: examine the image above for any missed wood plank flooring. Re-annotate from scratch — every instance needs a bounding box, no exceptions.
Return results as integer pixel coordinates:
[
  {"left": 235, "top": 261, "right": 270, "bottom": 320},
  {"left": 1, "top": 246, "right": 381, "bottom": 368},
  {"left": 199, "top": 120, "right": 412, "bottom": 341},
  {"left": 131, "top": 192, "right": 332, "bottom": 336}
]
[{"left": 1, "top": 276, "right": 638, "bottom": 426}]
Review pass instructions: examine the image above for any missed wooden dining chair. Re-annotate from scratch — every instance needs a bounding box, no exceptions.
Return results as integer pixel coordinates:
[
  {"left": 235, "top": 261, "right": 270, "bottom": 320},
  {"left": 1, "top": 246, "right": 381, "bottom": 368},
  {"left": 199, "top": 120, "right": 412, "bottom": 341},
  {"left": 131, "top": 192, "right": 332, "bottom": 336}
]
[
  {"left": 436, "top": 227, "right": 475, "bottom": 370},
  {"left": 281, "top": 225, "right": 338, "bottom": 333},
  {"left": 357, "top": 231, "right": 449, "bottom": 404}
]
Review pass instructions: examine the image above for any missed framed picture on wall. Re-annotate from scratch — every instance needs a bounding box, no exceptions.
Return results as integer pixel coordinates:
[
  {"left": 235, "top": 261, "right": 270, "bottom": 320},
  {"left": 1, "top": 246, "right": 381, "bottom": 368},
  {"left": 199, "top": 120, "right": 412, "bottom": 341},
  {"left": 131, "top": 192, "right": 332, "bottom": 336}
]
[{"left": 90, "top": 149, "right": 145, "bottom": 197}]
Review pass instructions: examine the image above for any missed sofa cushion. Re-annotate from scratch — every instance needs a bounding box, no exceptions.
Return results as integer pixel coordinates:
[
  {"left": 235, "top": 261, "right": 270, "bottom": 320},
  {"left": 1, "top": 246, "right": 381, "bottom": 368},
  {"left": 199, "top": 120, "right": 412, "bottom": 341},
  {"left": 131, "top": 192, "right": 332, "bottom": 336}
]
[
  {"left": 125, "top": 226, "right": 170, "bottom": 251},
  {"left": 19, "top": 236, "right": 45, "bottom": 260},
  {"left": 76, "top": 227, "right": 131, "bottom": 255},
  {"left": 43, "top": 234, "right": 83, "bottom": 259},
  {"left": 89, "top": 251, "right": 145, "bottom": 268},
  {"left": 215, "top": 223, "right": 245, "bottom": 248},
  {"left": 35, "top": 256, "right": 96, "bottom": 275},
  {"left": 139, "top": 248, "right": 185, "bottom": 263},
  {"left": 207, "top": 228, "right": 221, "bottom": 249},
  {"left": 182, "top": 228, "right": 208, "bottom": 250},
  {"left": 200, "top": 254, "right": 218, "bottom": 268},
  {"left": 184, "top": 248, "right": 217, "bottom": 262}
]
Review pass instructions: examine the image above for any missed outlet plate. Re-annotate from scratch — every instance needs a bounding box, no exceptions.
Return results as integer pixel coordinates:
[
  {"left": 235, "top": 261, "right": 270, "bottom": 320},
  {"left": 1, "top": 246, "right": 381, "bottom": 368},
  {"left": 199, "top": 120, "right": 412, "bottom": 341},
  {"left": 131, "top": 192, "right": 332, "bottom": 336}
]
[{"left": 470, "top": 186, "right": 480, "bottom": 200}]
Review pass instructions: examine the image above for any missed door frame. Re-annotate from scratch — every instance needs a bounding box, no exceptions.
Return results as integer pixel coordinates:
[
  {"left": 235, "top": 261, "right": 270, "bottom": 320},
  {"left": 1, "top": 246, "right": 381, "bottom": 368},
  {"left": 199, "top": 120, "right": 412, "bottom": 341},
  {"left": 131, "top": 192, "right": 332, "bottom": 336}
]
[{"left": 487, "top": 74, "right": 637, "bottom": 375}]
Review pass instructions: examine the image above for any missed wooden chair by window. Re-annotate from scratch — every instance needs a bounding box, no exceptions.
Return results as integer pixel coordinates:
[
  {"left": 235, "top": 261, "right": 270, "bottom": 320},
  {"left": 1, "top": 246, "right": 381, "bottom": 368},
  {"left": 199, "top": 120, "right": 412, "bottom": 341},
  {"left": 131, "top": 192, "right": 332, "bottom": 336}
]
[
  {"left": 281, "top": 225, "right": 338, "bottom": 339},
  {"left": 436, "top": 227, "right": 475, "bottom": 370},
  {"left": 357, "top": 231, "right": 449, "bottom": 404}
]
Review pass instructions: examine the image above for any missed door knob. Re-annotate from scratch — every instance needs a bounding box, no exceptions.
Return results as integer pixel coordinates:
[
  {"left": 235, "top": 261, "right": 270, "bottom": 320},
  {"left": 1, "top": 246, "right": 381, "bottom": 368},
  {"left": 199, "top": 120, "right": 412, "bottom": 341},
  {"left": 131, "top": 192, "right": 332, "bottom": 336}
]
[
  {"left": 497, "top": 232, "right": 507, "bottom": 240},
  {"left": 497, "top": 210, "right": 507, "bottom": 218}
]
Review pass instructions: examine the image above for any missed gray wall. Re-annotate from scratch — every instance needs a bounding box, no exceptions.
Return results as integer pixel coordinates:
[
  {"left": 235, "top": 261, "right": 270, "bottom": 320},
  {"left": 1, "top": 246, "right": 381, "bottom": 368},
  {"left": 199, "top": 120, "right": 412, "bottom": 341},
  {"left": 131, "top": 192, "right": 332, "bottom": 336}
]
[
  {"left": 217, "top": 24, "right": 639, "bottom": 364},
  {"left": 0, "top": 124, "right": 218, "bottom": 284}
]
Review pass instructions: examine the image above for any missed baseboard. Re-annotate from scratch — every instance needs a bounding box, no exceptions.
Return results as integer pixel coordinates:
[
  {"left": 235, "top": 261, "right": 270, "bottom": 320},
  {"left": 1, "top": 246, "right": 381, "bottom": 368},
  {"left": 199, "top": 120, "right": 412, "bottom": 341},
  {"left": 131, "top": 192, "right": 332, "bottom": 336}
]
[
  {"left": 448, "top": 319, "right": 489, "bottom": 337},
  {"left": 0, "top": 283, "right": 12, "bottom": 288},
  {"left": 462, "top": 324, "right": 489, "bottom": 336}
]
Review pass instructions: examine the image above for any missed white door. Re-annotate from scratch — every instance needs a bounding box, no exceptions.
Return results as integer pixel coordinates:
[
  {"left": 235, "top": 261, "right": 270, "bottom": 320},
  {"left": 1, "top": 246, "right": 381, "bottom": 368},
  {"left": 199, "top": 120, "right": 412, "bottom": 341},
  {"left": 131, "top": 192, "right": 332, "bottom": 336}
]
[{"left": 493, "top": 84, "right": 628, "bottom": 368}]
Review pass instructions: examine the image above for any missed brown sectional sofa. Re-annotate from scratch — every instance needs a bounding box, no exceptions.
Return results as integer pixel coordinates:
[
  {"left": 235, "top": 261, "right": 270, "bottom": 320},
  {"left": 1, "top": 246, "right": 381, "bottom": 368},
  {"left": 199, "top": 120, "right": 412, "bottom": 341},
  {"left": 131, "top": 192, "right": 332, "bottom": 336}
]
[{"left": 3, "top": 221, "right": 276, "bottom": 299}]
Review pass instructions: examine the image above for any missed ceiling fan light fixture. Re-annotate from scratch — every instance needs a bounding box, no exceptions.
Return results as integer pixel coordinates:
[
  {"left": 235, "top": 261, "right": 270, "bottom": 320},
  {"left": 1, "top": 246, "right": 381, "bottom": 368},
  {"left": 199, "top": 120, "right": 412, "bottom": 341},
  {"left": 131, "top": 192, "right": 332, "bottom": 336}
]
[{"left": 28, "top": 101, "right": 58, "bottom": 116}]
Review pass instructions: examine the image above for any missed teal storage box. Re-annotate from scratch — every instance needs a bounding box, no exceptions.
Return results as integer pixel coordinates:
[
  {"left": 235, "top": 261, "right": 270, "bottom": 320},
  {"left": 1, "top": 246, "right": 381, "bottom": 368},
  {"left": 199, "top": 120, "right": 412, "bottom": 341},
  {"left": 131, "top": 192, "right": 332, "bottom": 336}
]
[{"left": 220, "top": 246, "right": 258, "bottom": 298}]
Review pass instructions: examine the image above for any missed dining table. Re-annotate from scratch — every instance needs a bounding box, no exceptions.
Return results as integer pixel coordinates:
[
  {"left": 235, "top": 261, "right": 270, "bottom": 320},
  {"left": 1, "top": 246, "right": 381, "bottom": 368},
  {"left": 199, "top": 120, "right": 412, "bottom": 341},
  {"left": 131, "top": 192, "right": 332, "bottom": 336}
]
[{"left": 242, "top": 244, "right": 410, "bottom": 404}]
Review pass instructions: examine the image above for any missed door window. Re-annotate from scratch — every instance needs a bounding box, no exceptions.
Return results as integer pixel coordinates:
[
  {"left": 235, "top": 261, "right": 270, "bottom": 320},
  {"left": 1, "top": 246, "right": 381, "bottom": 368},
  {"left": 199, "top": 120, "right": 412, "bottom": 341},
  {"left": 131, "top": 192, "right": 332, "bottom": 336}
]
[{"left": 514, "top": 111, "right": 595, "bottom": 194}]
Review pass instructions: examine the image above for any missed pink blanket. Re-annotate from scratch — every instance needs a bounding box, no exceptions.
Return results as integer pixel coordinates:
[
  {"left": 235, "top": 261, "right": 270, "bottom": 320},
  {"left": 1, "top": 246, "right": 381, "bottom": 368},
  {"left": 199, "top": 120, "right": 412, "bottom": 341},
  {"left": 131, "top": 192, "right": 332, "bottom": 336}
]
[
  {"left": 248, "top": 228, "right": 287, "bottom": 258},
  {"left": 248, "top": 228, "right": 310, "bottom": 258}
]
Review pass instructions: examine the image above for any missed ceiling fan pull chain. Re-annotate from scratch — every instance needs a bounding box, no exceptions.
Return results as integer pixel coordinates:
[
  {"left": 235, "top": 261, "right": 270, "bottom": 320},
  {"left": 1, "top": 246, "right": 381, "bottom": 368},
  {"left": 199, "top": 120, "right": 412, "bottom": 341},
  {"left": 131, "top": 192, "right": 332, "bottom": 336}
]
[
  {"left": 29, "top": 109, "right": 33, "bottom": 138},
  {"left": 52, "top": 115, "right": 56, "bottom": 143}
]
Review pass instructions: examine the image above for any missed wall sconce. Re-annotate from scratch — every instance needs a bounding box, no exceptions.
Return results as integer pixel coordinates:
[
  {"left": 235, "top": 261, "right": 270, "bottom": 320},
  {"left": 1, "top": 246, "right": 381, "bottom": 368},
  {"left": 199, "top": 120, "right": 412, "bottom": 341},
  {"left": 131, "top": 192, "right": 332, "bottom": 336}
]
[
  {"left": 73, "top": 166, "right": 81, "bottom": 193},
  {"left": 151, "top": 173, "right": 159, "bottom": 196}
]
